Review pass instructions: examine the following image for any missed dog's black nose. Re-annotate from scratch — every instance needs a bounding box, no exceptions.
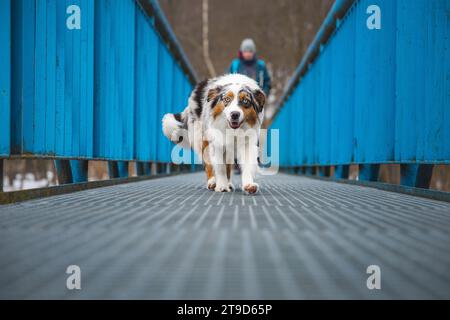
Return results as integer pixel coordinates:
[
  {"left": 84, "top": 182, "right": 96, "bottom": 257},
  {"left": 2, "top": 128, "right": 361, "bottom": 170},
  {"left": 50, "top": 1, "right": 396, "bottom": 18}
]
[{"left": 230, "top": 112, "right": 240, "bottom": 121}]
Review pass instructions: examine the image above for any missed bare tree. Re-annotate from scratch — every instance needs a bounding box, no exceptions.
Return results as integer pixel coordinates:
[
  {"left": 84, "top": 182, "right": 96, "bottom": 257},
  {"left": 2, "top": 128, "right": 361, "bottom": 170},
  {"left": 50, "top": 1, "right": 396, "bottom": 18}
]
[
  {"left": 202, "top": 0, "right": 216, "bottom": 77},
  {"left": 160, "top": 0, "right": 334, "bottom": 116}
]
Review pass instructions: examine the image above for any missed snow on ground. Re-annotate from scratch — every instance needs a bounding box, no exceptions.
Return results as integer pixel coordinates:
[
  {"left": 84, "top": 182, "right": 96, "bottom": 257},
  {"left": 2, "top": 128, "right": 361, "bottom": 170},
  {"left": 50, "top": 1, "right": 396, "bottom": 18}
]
[{"left": 3, "top": 171, "right": 56, "bottom": 192}]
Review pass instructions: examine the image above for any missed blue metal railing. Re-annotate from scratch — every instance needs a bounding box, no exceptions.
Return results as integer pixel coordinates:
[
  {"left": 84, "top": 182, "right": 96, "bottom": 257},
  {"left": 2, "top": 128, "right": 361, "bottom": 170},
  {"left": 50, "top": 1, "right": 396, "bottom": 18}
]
[
  {"left": 0, "top": 0, "right": 10, "bottom": 158},
  {"left": 0, "top": 0, "right": 198, "bottom": 187},
  {"left": 270, "top": 0, "right": 450, "bottom": 188}
]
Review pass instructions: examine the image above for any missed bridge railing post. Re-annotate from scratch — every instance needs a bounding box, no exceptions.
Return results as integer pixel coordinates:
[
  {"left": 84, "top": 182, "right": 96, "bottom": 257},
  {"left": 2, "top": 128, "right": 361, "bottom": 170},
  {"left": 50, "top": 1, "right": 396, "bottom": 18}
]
[
  {"left": 144, "top": 162, "right": 152, "bottom": 176},
  {"left": 108, "top": 161, "right": 129, "bottom": 179},
  {"left": 108, "top": 162, "right": 118, "bottom": 179},
  {"left": 401, "top": 164, "right": 434, "bottom": 189},
  {"left": 305, "top": 166, "right": 316, "bottom": 176},
  {"left": 55, "top": 160, "right": 89, "bottom": 184},
  {"left": 117, "top": 162, "right": 129, "bottom": 178},
  {"left": 359, "top": 164, "right": 380, "bottom": 182},
  {"left": 156, "top": 163, "right": 165, "bottom": 175},
  {"left": 335, "top": 165, "right": 350, "bottom": 179},
  {"left": 55, "top": 160, "right": 73, "bottom": 185},
  {"left": 70, "top": 160, "right": 89, "bottom": 183},
  {"left": 135, "top": 162, "right": 144, "bottom": 176},
  {"left": 151, "top": 163, "right": 157, "bottom": 175},
  {"left": 108, "top": 162, "right": 128, "bottom": 179},
  {"left": 137, "top": 162, "right": 152, "bottom": 176},
  {"left": 0, "top": 159, "right": 3, "bottom": 192},
  {"left": 318, "top": 166, "right": 331, "bottom": 177}
]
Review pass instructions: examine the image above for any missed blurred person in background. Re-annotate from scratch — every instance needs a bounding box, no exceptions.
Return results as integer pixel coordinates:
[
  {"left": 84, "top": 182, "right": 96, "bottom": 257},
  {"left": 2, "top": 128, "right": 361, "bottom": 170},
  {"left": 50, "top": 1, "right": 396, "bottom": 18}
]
[
  {"left": 229, "top": 39, "right": 271, "bottom": 173},
  {"left": 229, "top": 38, "right": 271, "bottom": 96}
]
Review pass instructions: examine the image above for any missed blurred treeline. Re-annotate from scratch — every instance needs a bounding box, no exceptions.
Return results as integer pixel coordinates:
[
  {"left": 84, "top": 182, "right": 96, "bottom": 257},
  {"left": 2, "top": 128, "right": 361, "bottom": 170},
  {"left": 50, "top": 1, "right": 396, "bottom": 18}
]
[{"left": 160, "top": 0, "right": 334, "bottom": 118}]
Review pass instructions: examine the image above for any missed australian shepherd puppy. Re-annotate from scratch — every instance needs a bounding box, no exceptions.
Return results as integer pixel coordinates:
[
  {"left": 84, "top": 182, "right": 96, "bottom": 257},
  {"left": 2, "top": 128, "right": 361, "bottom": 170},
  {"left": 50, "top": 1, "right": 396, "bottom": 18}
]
[{"left": 162, "top": 74, "right": 266, "bottom": 194}]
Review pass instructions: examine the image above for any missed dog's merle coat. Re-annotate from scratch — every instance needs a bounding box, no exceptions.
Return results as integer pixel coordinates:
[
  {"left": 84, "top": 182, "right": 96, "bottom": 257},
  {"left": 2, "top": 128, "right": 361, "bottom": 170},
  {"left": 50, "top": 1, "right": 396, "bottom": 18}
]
[{"left": 162, "top": 74, "right": 266, "bottom": 194}]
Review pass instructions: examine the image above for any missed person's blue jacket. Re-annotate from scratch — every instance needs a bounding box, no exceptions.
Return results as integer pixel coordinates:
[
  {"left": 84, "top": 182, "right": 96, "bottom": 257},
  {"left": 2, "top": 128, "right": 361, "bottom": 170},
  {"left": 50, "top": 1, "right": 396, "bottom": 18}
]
[{"left": 229, "top": 57, "right": 271, "bottom": 96}]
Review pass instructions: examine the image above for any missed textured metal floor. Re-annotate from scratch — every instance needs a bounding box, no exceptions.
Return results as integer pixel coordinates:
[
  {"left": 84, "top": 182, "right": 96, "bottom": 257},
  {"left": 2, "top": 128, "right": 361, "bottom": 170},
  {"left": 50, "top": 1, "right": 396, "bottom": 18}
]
[{"left": 1, "top": 172, "right": 450, "bottom": 299}]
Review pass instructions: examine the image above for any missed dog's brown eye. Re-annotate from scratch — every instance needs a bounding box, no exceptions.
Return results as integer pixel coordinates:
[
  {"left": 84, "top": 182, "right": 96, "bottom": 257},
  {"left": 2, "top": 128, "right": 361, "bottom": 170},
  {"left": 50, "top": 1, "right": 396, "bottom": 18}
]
[{"left": 223, "top": 97, "right": 231, "bottom": 104}]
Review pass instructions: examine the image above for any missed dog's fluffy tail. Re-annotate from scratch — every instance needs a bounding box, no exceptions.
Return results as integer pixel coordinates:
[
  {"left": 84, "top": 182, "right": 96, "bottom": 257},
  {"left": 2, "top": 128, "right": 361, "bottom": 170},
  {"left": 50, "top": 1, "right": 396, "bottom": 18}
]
[{"left": 162, "top": 111, "right": 190, "bottom": 149}]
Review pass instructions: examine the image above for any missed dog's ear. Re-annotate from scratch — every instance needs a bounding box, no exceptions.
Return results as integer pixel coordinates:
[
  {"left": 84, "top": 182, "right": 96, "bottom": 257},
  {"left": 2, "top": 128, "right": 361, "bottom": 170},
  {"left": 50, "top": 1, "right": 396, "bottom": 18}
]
[
  {"left": 253, "top": 89, "right": 266, "bottom": 113},
  {"left": 207, "top": 86, "right": 222, "bottom": 102}
]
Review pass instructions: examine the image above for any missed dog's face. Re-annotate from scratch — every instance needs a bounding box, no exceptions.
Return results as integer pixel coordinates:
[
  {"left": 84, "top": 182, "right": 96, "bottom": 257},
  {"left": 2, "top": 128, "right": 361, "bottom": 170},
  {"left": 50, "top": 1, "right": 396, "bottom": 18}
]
[{"left": 207, "top": 85, "right": 266, "bottom": 129}]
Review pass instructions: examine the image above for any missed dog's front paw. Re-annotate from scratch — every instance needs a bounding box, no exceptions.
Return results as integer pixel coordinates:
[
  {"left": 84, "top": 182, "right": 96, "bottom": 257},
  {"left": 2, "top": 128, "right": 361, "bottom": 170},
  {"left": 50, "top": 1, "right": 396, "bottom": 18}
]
[
  {"left": 243, "top": 183, "right": 259, "bottom": 195},
  {"left": 215, "top": 183, "right": 232, "bottom": 192},
  {"left": 228, "top": 182, "right": 235, "bottom": 191},
  {"left": 207, "top": 177, "right": 216, "bottom": 191}
]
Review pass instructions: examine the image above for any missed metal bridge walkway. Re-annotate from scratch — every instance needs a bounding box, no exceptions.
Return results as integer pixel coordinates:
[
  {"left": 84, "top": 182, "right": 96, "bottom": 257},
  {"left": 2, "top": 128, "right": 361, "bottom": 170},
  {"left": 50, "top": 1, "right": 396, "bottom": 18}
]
[{"left": 1, "top": 173, "right": 450, "bottom": 299}]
